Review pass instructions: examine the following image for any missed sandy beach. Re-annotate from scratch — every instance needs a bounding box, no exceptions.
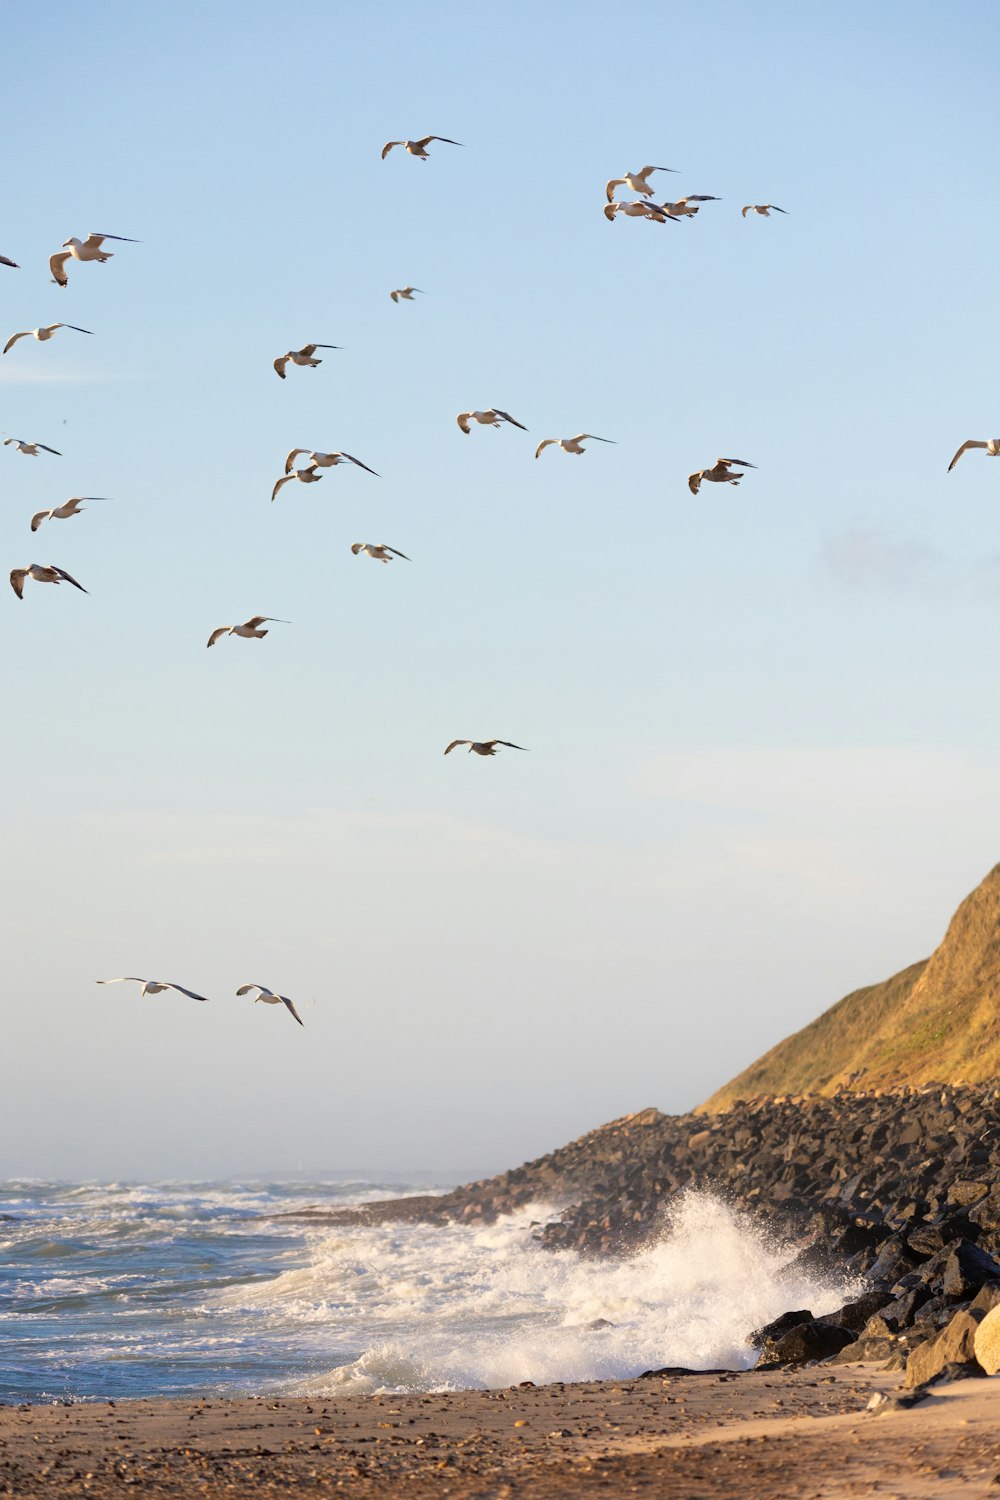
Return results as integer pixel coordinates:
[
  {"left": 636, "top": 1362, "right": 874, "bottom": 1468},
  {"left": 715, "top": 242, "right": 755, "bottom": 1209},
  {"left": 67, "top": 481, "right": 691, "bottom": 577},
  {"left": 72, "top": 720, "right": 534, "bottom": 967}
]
[{"left": 4, "top": 1364, "right": 1000, "bottom": 1499}]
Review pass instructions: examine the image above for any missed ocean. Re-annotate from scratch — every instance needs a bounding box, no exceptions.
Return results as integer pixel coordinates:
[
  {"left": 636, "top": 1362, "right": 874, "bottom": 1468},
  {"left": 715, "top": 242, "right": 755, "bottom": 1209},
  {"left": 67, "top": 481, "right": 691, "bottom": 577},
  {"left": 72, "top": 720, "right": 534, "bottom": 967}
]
[{"left": 0, "top": 1180, "right": 857, "bottom": 1403}]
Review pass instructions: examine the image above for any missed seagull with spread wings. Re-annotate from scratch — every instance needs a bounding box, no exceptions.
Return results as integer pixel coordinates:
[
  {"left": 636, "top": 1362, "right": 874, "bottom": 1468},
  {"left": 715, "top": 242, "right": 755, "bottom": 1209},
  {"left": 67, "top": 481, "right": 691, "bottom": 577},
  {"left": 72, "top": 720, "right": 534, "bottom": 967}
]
[
  {"left": 207, "top": 616, "right": 290, "bottom": 648},
  {"left": 444, "top": 739, "right": 529, "bottom": 757},
  {"left": 274, "top": 343, "right": 341, "bottom": 379},
  {"left": 535, "top": 434, "right": 616, "bottom": 459},
  {"left": 10, "top": 563, "right": 87, "bottom": 599},
  {"left": 4, "top": 438, "right": 61, "bottom": 457},
  {"left": 31, "top": 496, "right": 108, "bottom": 533},
  {"left": 236, "top": 984, "right": 305, "bottom": 1027},
  {"left": 457, "top": 408, "right": 528, "bottom": 435},
  {"left": 382, "top": 135, "right": 463, "bottom": 160},
  {"left": 271, "top": 464, "right": 323, "bottom": 502},
  {"left": 604, "top": 199, "right": 678, "bottom": 223},
  {"left": 97, "top": 977, "right": 210, "bottom": 1002},
  {"left": 688, "top": 458, "right": 756, "bottom": 495},
  {"left": 651, "top": 194, "right": 721, "bottom": 219},
  {"left": 283, "top": 449, "right": 379, "bottom": 477},
  {"left": 605, "top": 165, "right": 678, "bottom": 202},
  {"left": 351, "top": 542, "right": 410, "bottom": 563},
  {"left": 390, "top": 286, "right": 423, "bottom": 302},
  {"left": 50, "top": 233, "right": 140, "bottom": 287},
  {"left": 741, "top": 204, "right": 788, "bottom": 218},
  {"left": 3, "top": 324, "right": 93, "bottom": 355},
  {"left": 948, "top": 438, "right": 1000, "bottom": 471}
]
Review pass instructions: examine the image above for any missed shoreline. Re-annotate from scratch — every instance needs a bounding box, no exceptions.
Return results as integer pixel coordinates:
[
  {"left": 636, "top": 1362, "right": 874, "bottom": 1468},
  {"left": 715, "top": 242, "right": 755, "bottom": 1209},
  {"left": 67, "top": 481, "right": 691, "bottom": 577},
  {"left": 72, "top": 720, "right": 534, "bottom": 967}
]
[{"left": 4, "top": 1365, "right": 1000, "bottom": 1498}]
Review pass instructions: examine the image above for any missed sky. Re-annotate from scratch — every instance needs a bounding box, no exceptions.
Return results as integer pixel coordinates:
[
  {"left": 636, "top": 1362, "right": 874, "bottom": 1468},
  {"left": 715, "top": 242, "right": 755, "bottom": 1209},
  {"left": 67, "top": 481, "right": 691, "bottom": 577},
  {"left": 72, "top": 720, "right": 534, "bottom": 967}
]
[{"left": 2, "top": 0, "right": 999, "bottom": 1180}]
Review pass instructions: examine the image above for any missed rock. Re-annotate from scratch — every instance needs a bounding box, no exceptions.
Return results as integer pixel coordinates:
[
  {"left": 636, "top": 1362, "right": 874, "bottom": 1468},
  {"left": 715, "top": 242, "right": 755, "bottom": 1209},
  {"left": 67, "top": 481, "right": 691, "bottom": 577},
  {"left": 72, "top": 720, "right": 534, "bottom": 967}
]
[
  {"left": 821, "top": 1288, "right": 891, "bottom": 1333},
  {"left": 903, "top": 1309, "right": 984, "bottom": 1387},
  {"left": 748, "top": 1310, "right": 812, "bottom": 1349},
  {"left": 828, "top": 1334, "right": 896, "bottom": 1365},
  {"left": 942, "top": 1240, "right": 1000, "bottom": 1298},
  {"left": 756, "top": 1320, "right": 854, "bottom": 1366},
  {"left": 948, "top": 1181, "right": 989, "bottom": 1207},
  {"left": 969, "top": 1283, "right": 1000, "bottom": 1316},
  {"left": 973, "top": 1305, "right": 1000, "bottom": 1375}
]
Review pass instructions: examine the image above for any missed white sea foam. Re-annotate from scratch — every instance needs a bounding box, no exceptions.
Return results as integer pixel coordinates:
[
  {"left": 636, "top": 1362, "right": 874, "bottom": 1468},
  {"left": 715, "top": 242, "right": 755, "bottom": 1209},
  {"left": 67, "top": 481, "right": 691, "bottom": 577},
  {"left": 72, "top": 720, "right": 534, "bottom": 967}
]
[{"left": 233, "top": 1191, "right": 860, "bottom": 1394}]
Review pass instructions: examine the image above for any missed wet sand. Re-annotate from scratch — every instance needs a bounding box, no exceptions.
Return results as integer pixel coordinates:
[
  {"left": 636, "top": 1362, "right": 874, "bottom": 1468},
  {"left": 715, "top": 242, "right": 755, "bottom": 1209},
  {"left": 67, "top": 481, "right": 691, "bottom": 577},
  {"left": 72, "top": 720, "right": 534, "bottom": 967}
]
[{"left": 3, "top": 1365, "right": 1000, "bottom": 1498}]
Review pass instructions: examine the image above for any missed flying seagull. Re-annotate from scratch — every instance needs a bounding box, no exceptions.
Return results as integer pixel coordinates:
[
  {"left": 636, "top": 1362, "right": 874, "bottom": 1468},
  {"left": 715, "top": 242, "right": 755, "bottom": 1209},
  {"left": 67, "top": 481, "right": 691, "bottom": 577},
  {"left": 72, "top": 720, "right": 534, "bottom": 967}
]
[
  {"left": 3, "top": 324, "right": 93, "bottom": 354},
  {"left": 652, "top": 195, "right": 721, "bottom": 219},
  {"left": 31, "top": 496, "right": 108, "bottom": 533},
  {"left": 283, "top": 449, "right": 379, "bottom": 476},
  {"left": 10, "top": 562, "right": 87, "bottom": 599},
  {"left": 351, "top": 542, "right": 410, "bottom": 563},
  {"left": 390, "top": 286, "right": 423, "bottom": 302},
  {"left": 948, "top": 438, "right": 1000, "bottom": 471},
  {"left": 535, "top": 434, "right": 616, "bottom": 458},
  {"left": 382, "top": 136, "right": 463, "bottom": 160},
  {"left": 236, "top": 983, "right": 304, "bottom": 1027},
  {"left": 444, "top": 739, "right": 529, "bottom": 757},
  {"left": 604, "top": 199, "right": 678, "bottom": 223},
  {"left": 274, "top": 343, "right": 341, "bottom": 379},
  {"left": 207, "top": 615, "right": 290, "bottom": 648},
  {"left": 4, "top": 438, "right": 61, "bottom": 457},
  {"left": 271, "top": 464, "right": 322, "bottom": 502},
  {"left": 605, "top": 165, "right": 679, "bottom": 202},
  {"left": 0, "top": 254, "right": 18, "bottom": 269},
  {"left": 457, "top": 409, "right": 528, "bottom": 434},
  {"left": 688, "top": 458, "right": 756, "bottom": 495},
  {"left": 741, "top": 204, "right": 788, "bottom": 218},
  {"left": 50, "top": 233, "right": 140, "bottom": 287},
  {"left": 97, "top": 977, "right": 210, "bottom": 1002}
]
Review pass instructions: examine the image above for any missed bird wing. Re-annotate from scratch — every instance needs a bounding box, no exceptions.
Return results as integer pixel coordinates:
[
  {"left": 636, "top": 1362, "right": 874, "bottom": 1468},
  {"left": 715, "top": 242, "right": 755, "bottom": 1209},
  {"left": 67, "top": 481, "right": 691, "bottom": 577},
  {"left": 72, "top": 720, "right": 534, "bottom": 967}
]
[
  {"left": 49, "top": 252, "right": 71, "bottom": 287},
  {"left": 948, "top": 440, "right": 986, "bottom": 471},
  {"left": 311, "top": 344, "right": 341, "bottom": 350},
  {"left": 495, "top": 410, "right": 528, "bottom": 431},
  {"left": 0, "top": 255, "right": 18, "bottom": 268},
  {"left": 3, "top": 331, "right": 29, "bottom": 354},
  {"left": 63, "top": 325, "right": 94, "bottom": 335},
  {"left": 769, "top": 205, "right": 788, "bottom": 213},
  {"left": 165, "top": 982, "right": 210, "bottom": 1002},
  {"left": 245, "top": 615, "right": 290, "bottom": 628},
  {"left": 30, "top": 510, "right": 50, "bottom": 533},
  {"left": 605, "top": 179, "right": 626, "bottom": 202},
  {"left": 457, "top": 412, "right": 472, "bottom": 433},
  {"left": 271, "top": 473, "right": 294, "bottom": 502},
  {"left": 236, "top": 983, "right": 269, "bottom": 997},
  {"left": 52, "top": 565, "right": 87, "bottom": 593},
  {"left": 9, "top": 569, "right": 26, "bottom": 599},
  {"left": 382, "top": 141, "right": 402, "bottom": 158},
  {"left": 444, "top": 740, "right": 470, "bottom": 754},
  {"left": 37, "top": 444, "right": 62, "bottom": 455},
  {"left": 384, "top": 546, "right": 410, "bottom": 560},
  {"left": 281, "top": 996, "right": 305, "bottom": 1026},
  {"left": 351, "top": 543, "right": 365, "bottom": 555},
  {"left": 741, "top": 205, "right": 752, "bottom": 217},
  {"left": 683, "top": 195, "right": 720, "bottom": 203},
  {"left": 493, "top": 741, "right": 529, "bottom": 751},
  {"left": 206, "top": 626, "right": 230, "bottom": 648},
  {"left": 578, "top": 434, "right": 616, "bottom": 444},
  {"left": 96, "top": 977, "right": 147, "bottom": 985},
  {"left": 390, "top": 290, "right": 400, "bottom": 302},
  {"left": 419, "top": 136, "right": 463, "bottom": 147},
  {"left": 89, "top": 233, "right": 141, "bottom": 243},
  {"left": 342, "top": 453, "right": 380, "bottom": 476},
  {"left": 273, "top": 355, "right": 288, "bottom": 379},
  {"left": 718, "top": 458, "right": 755, "bottom": 468},
  {"left": 688, "top": 472, "right": 703, "bottom": 495},
  {"left": 284, "top": 448, "right": 308, "bottom": 474},
  {"left": 534, "top": 439, "right": 555, "bottom": 459}
]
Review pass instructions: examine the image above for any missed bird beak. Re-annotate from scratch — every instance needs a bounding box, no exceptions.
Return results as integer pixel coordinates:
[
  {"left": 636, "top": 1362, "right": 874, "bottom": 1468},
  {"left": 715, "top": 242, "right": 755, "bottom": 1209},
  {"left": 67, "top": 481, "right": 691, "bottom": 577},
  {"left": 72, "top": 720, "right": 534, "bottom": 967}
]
[{"left": 61, "top": 240, "right": 71, "bottom": 248}]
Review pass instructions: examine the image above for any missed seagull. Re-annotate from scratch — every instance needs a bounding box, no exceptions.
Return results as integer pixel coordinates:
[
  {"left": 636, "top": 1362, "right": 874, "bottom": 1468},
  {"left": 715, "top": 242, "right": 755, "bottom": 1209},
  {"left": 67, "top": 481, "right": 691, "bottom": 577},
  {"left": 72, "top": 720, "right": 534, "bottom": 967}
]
[
  {"left": 741, "top": 204, "right": 788, "bottom": 218},
  {"left": 351, "top": 542, "right": 410, "bottom": 562},
  {"left": 382, "top": 136, "right": 463, "bottom": 160},
  {"left": 457, "top": 409, "right": 528, "bottom": 434},
  {"left": 274, "top": 343, "right": 341, "bottom": 379},
  {"left": 444, "top": 739, "right": 529, "bottom": 757},
  {"left": 207, "top": 616, "right": 290, "bottom": 647},
  {"left": 4, "top": 438, "right": 61, "bottom": 457},
  {"left": 603, "top": 199, "right": 678, "bottom": 223},
  {"left": 648, "top": 195, "right": 721, "bottom": 220},
  {"left": 283, "top": 449, "right": 379, "bottom": 477},
  {"left": 534, "top": 434, "right": 616, "bottom": 459},
  {"left": 9, "top": 563, "right": 87, "bottom": 599},
  {"left": 50, "top": 233, "right": 140, "bottom": 287},
  {"left": 96, "top": 977, "right": 210, "bottom": 1002},
  {"left": 271, "top": 464, "right": 322, "bottom": 502},
  {"left": 605, "top": 165, "right": 679, "bottom": 202},
  {"left": 947, "top": 438, "right": 1000, "bottom": 471},
  {"left": 3, "top": 324, "right": 94, "bottom": 354},
  {"left": 390, "top": 286, "right": 423, "bottom": 303},
  {"left": 0, "top": 254, "right": 17, "bottom": 269},
  {"left": 31, "top": 496, "right": 108, "bottom": 533},
  {"left": 236, "top": 983, "right": 304, "bottom": 1027},
  {"left": 688, "top": 458, "right": 756, "bottom": 495}
]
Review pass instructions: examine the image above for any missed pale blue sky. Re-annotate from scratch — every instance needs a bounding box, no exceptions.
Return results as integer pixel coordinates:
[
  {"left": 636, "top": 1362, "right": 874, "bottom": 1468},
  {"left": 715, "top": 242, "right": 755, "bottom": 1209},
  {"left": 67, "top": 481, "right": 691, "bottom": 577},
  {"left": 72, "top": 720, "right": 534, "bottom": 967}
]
[{"left": 3, "top": 0, "right": 998, "bottom": 1178}]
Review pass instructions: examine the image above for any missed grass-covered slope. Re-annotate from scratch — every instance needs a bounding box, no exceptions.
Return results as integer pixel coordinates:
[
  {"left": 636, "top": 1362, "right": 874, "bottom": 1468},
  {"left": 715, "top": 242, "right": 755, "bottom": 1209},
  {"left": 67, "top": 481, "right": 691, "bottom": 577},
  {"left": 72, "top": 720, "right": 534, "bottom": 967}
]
[{"left": 701, "top": 863, "right": 1000, "bottom": 1112}]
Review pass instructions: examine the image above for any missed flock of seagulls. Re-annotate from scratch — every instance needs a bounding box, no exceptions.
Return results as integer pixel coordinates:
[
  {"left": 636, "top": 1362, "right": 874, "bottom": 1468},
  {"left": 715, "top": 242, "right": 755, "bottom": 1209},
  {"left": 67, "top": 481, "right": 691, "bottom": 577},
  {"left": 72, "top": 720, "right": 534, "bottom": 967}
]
[{"left": 95, "top": 977, "right": 305, "bottom": 1026}]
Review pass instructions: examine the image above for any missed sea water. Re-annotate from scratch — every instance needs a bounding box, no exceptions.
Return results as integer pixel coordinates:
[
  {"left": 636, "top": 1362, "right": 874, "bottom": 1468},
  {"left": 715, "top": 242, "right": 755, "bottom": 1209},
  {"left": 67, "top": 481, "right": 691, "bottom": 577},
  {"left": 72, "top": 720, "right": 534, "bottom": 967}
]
[{"left": 0, "top": 1180, "right": 858, "bottom": 1402}]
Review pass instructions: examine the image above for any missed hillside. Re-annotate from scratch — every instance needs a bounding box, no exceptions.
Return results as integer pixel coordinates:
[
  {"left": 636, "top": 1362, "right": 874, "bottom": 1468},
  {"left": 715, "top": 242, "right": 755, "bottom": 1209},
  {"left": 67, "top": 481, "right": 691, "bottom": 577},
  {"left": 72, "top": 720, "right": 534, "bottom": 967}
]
[{"left": 701, "top": 863, "right": 1000, "bottom": 1112}]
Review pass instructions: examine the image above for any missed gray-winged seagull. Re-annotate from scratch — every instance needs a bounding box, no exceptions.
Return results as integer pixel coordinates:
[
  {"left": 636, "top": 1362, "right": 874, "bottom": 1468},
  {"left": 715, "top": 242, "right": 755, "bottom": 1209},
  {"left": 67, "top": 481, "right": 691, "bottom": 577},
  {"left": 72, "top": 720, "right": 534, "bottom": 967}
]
[
  {"left": 9, "top": 563, "right": 87, "bottom": 599},
  {"left": 50, "top": 233, "right": 140, "bottom": 287},
  {"left": 236, "top": 983, "right": 304, "bottom": 1027}
]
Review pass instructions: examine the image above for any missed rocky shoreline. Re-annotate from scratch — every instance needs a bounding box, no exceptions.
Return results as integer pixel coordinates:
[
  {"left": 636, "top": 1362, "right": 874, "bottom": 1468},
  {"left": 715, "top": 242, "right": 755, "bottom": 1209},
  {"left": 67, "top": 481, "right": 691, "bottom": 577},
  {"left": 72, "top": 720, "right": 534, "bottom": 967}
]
[{"left": 283, "top": 1084, "right": 1000, "bottom": 1386}]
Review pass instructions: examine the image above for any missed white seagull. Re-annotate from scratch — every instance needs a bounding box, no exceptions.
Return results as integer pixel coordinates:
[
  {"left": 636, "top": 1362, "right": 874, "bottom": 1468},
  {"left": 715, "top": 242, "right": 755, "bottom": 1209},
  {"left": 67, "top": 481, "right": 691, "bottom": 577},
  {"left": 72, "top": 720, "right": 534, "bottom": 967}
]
[
  {"left": 535, "top": 434, "right": 616, "bottom": 459},
  {"left": 274, "top": 343, "right": 341, "bottom": 379},
  {"left": 741, "top": 204, "right": 788, "bottom": 218},
  {"left": 0, "top": 254, "right": 18, "bottom": 269},
  {"left": 50, "top": 233, "right": 140, "bottom": 287},
  {"left": 651, "top": 195, "right": 721, "bottom": 219},
  {"left": 283, "top": 449, "right": 379, "bottom": 476},
  {"left": 30, "top": 496, "right": 108, "bottom": 533},
  {"left": 236, "top": 983, "right": 304, "bottom": 1027},
  {"left": 605, "top": 165, "right": 678, "bottom": 202},
  {"left": 351, "top": 542, "right": 410, "bottom": 562},
  {"left": 382, "top": 136, "right": 463, "bottom": 160},
  {"left": 390, "top": 286, "right": 423, "bottom": 302},
  {"left": 96, "top": 977, "right": 210, "bottom": 1002},
  {"left": 603, "top": 199, "right": 678, "bottom": 223},
  {"left": 207, "top": 615, "right": 290, "bottom": 648},
  {"left": 271, "top": 464, "right": 322, "bottom": 502},
  {"left": 457, "top": 408, "right": 528, "bottom": 434},
  {"left": 948, "top": 438, "right": 1000, "bottom": 471},
  {"left": 4, "top": 438, "right": 61, "bottom": 457},
  {"left": 444, "top": 739, "right": 529, "bottom": 757},
  {"left": 3, "top": 324, "right": 93, "bottom": 355},
  {"left": 688, "top": 457, "right": 756, "bottom": 495},
  {"left": 10, "top": 562, "right": 87, "bottom": 599}
]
